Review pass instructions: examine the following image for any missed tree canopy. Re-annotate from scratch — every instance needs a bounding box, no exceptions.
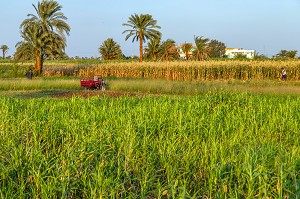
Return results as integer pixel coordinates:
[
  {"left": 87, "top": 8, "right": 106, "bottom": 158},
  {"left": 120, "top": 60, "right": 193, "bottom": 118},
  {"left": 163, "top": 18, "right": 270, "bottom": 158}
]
[
  {"left": 208, "top": 39, "right": 226, "bottom": 58},
  {"left": 0, "top": 45, "right": 9, "bottom": 59},
  {"left": 159, "top": 39, "right": 179, "bottom": 61},
  {"left": 144, "top": 37, "right": 161, "bottom": 61},
  {"left": 99, "top": 38, "right": 123, "bottom": 60},
  {"left": 15, "top": 0, "right": 70, "bottom": 75},
  {"left": 276, "top": 50, "right": 298, "bottom": 59},
  {"left": 193, "top": 36, "right": 210, "bottom": 61},
  {"left": 181, "top": 43, "right": 194, "bottom": 60},
  {"left": 122, "top": 13, "right": 161, "bottom": 62}
]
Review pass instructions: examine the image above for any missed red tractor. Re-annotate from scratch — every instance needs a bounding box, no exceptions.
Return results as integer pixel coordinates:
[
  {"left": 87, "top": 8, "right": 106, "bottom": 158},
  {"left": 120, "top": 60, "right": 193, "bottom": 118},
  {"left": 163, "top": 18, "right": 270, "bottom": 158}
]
[{"left": 80, "top": 76, "right": 106, "bottom": 90}]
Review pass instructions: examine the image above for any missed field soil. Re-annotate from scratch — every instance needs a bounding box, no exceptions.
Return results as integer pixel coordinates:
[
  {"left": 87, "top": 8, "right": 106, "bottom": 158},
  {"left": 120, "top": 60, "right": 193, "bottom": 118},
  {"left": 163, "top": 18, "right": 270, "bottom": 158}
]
[
  {"left": 51, "top": 90, "right": 151, "bottom": 98},
  {"left": 51, "top": 85, "right": 300, "bottom": 98}
]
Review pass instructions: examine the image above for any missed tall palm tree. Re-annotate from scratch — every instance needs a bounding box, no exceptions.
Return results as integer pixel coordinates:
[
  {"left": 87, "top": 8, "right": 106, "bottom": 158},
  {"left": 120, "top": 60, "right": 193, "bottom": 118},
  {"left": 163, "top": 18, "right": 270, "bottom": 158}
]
[
  {"left": 0, "top": 45, "right": 9, "bottom": 59},
  {"left": 159, "top": 39, "right": 179, "bottom": 61},
  {"left": 181, "top": 43, "right": 193, "bottom": 60},
  {"left": 15, "top": 23, "right": 46, "bottom": 67},
  {"left": 45, "top": 32, "right": 67, "bottom": 60},
  {"left": 99, "top": 38, "right": 123, "bottom": 60},
  {"left": 122, "top": 13, "right": 161, "bottom": 62},
  {"left": 194, "top": 36, "right": 210, "bottom": 61},
  {"left": 21, "top": 0, "right": 70, "bottom": 38},
  {"left": 16, "top": 0, "right": 70, "bottom": 75},
  {"left": 144, "top": 37, "right": 161, "bottom": 61},
  {"left": 15, "top": 23, "right": 65, "bottom": 73}
]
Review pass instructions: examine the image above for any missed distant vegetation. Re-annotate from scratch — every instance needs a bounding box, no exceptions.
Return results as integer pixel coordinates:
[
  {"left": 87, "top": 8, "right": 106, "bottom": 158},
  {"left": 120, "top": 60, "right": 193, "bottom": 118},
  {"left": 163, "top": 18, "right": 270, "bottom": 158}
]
[
  {"left": 275, "top": 50, "right": 298, "bottom": 59},
  {"left": 0, "top": 45, "right": 9, "bottom": 59},
  {"left": 98, "top": 38, "right": 124, "bottom": 60}
]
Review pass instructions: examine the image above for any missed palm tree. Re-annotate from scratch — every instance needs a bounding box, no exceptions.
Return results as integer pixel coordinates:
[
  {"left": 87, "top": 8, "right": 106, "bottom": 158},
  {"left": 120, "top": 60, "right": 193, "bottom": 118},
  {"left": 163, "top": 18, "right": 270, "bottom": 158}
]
[
  {"left": 21, "top": 0, "right": 70, "bottom": 38},
  {"left": 181, "top": 43, "right": 193, "bottom": 60},
  {"left": 99, "top": 38, "right": 123, "bottom": 60},
  {"left": 15, "top": 23, "right": 65, "bottom": 73},
  {"left": 144, "top": 37, "right": 161, "bottom": 61},
  {"left": 15, "top": 23, "right": 45, "bottom": 66},
  {"left": 122, "top": 13, "right": 161, "bottom": 62},
  {"left": 159, "top": 39, "right": 179, "bottom": 61},
  {"left": 0, "top": 45, "right": 9, "bottom": 59},
  {"left": 193, "top": 36, "right": 210, "bottom": 61},
  {"left": 16, "top": 0, "right": 70, "bottom": 75},
  {"left": 276, "top": 50, "right": 298, "bottom": 58},
  {"left": 45, "top": 32, "right": 67, "bottom": 60}
]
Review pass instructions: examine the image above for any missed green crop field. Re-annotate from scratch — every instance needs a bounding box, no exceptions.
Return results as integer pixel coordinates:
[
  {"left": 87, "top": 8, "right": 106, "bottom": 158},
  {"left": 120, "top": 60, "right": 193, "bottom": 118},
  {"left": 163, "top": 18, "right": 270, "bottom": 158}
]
[
  {"left": 1, "top": 92, "right": 299, "bottom": 198},
  {"left": 1, "top": 60, "right": 299, "bottom": 198}
]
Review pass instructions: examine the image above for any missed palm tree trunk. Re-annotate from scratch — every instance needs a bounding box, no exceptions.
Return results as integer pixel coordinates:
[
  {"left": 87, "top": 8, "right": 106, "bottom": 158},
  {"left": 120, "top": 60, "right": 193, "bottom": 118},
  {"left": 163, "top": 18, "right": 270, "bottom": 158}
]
[
  {"left": 35, "top": 54, "right": 43, "bottom": 76},
  {"left": 139, "top": 36, "right": 143, "bottom": 62},
  {"left": 153, "top": 55, "right": 157, "bottom": 61}
]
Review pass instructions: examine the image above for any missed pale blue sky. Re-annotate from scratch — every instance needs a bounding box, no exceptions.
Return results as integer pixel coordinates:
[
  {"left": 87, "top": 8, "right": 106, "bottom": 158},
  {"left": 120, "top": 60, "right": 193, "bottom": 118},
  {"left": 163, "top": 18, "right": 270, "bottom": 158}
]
[{"left": 1, "top": 0, "right": 300, "bottom": 58}]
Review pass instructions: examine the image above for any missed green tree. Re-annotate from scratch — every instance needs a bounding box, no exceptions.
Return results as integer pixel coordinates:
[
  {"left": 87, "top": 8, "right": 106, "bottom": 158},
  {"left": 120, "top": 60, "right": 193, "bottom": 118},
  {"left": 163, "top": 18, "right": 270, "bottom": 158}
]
[
  {"left": 286, "top": 50, "right": 297, "bottom": 58},
  {"left": 276, "top": 50, "right": 297, "bottom": 59},
  {"left": 99, "top": 38, "right": 123, "bottom": 60},
  {"left": 193, "top": 36, "right": 210, "bottom": 61},
  {"left": 181, "top": 43, "right": 194, "bottom": 60},
  {"left": 15, "top": 23, "right": 46, "bottom": 62},
  {"left": 122, "top": 13, "right": 161, "bottom": 62},
  {"left": 0, "top": 45, "right": 9, "bottom": 59},
  {"left": 15, "top": 23, "right": 66, "bottom": 68},
  {"left": 158, "top": 39, "right": 179, "bottom": 61},
  {"left": 234, "top": 53, "right": 247, "bottom": 59},
  {"left": 20, "top": 0, "right": 70, "bottom": 38},
  {"left": 16, "top": 0, "right": 70, "bottom": 75},
  {"left": 144, "top": 37, "right": 161, "bottom": 61},
  {"left": 276, "top": 50, "right": 297, "bottom": 58},
  {"left": 208, "top": 39, "right": 226, "bottom": 58},
  {"left": 276, "top": 50, "right": 288, "bottom": 58},
  {"left": 254, "top": 52, "right": 269, "bottom": 60}
]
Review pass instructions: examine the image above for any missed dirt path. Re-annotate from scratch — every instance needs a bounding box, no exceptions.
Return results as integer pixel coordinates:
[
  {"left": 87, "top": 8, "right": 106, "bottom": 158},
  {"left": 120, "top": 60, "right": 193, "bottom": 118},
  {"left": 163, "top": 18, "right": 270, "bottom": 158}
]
[
  {"left": 51, "top": 86, "right": 300, "bottom": 98},
  {"left": 51, "top": 90, "right": 151, "bottom": 98}
]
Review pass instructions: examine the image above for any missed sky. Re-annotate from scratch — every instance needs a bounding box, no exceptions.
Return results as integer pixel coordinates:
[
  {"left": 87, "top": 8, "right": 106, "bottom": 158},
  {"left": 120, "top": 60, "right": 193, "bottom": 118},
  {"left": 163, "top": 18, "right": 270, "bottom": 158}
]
[{"left": 1, "top": 0, "right": 300, "bottom": 58}]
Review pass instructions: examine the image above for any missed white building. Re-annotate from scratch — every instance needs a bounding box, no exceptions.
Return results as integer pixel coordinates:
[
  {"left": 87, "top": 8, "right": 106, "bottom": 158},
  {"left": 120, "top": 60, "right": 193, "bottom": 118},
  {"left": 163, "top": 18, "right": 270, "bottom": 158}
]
[
  {"left": 225, "top": 48, "right": 255, "bottom": 59},
  {"left": 176, "top": 45, "right": 195, "bottom": 59}
]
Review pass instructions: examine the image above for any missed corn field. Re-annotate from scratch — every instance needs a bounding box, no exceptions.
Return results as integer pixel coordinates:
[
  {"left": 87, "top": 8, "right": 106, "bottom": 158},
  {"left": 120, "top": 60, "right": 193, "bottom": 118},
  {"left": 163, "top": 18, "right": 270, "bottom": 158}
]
[
  {"left": 2, "top": 60, "right": 300, "bottom": 80},
  {"left": 1, "top": 92, "right": 299, "bottom": 198},
  {"left": 42, "top": 60, "right": 300, "bottom": 81}
]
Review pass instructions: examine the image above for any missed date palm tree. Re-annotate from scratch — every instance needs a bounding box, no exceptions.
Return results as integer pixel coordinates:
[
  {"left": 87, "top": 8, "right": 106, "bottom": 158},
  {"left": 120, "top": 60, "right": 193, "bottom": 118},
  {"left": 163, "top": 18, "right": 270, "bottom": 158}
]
[
  {"left": 194, "top": 36, "right": 210, "bottom": 61},
  {"left": 159, "top": 39, "right": 179, "bottom": 61},
  {"left": 0, "top": 45, "right": 9, "bottom": 59},
  {"left": 122, "top": 13, "right": 161, "bottom": 62},
  {"left": 15, "top": 23, "right": 45, "bottom": 64},
  {"left": 21, "top": 0, "right": 70, "bottom": 38},
  {"left": 16, "top": 0, "right": 70, "bottom": 75},
  {"left": 15, "top": 23, "right": 65, "bottom": 74},
  {"left": 276, "top": 50, "right": 297, "bottom": 58},
  {"left": 144, "top": 37, "right": 161, "bottom": 61},
  {"left": 99, "top": 38, "right": 123, "bottom": 60},
  {"left": 181, "top": 43, "right": 194, "bottom": 60}
]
